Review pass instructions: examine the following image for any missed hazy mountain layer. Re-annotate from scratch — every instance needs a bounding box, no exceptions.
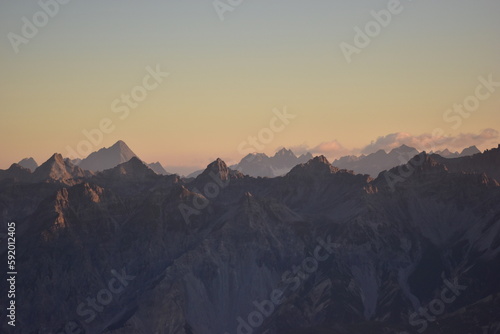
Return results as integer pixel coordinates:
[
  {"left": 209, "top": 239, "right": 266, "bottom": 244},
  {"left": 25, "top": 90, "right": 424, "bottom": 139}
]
[
  {"left": 17, "top": 157, "right": 38, "bottom": 172},
  {"left": 333, "top": 145, "right": 481, "bottom": 177},
  {"left": 77, "top": 140, "right": 138, "bottom": 172},
  {"left": 230, "top": 148, "right": 313, "bottom": 178}
]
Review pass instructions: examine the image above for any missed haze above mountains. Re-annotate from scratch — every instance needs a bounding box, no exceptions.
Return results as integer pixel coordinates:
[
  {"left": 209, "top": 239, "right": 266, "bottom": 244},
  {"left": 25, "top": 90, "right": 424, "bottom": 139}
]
[{"left": 12, "top": 140, "right": 483, "bottom": 180}]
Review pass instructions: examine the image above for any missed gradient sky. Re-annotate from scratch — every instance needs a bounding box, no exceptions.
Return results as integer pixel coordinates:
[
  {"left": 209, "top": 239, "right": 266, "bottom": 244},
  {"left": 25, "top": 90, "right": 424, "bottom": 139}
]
[{"left": 1, "top": 0, "right": 499, "bottom": 174}]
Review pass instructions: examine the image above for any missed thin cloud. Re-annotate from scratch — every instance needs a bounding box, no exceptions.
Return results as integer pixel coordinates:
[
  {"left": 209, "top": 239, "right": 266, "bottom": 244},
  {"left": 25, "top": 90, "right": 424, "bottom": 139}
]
[
  {"left": 289, "top": 140, "right": 353, "bottom": 159},
  {"left": 288, "top": 129, "right": 499, "bottom": 160}
]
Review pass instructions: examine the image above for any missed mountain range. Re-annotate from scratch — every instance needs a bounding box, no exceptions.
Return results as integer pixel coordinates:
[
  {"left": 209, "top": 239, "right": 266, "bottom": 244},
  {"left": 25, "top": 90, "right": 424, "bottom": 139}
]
[
  {"left": 230, "top": 148, "right": 314, "bottom": 178},
  {"left": 185, "top": 149, "right": 313, "bottom": 178},
  {"left": 15, "top": 141, "right": 169, "bottom": 176},
  {"left": 188, "top": 145, "right": 481, "bottom": 179},
  {"left": 432, "top": 146, "right": 481, "bottom": 158},
  {"left": 0, "top": 144, "right": 499, "bottom": 333},
  {"left": 12, "top": 142, "right": 481, "bottom": 180},
  {"left": 333, "top": 145, "right": 480, "bottom": 177}
]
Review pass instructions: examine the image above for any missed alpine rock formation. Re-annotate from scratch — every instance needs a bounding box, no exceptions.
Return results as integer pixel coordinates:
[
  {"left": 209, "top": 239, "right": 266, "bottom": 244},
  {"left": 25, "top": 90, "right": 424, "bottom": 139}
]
[{"left": 0, "top": 145, "right": 499, "bottom": 333}]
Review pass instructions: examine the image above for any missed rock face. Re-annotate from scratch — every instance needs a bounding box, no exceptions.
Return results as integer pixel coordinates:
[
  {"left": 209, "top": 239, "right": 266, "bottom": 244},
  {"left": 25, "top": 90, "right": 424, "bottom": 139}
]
[
  {"left": 32, "top": 153, "right": 93, "bottom": 184},
  {"left": 1, "top": 147, "right": 500, "bottom": 334},
  {"left": 0, "top": 154, "right": 93, "bottom": 185}
]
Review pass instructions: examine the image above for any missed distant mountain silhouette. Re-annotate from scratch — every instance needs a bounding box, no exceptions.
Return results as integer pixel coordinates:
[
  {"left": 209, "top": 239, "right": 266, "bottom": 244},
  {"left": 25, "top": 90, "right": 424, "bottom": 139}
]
[
  {"left": 333, "top": 145, "right": 420, "bottom": 176},
  {"left": 17, "top": 157, "right": 38, "bottom": 172},
  {"left": 431, "top": 144, "right": 500, "bottom": 182},
  {"left": 74, "top": 140, "right": 171, "bottom": 175},
  {"left": 77, "top": 140, "right": 138, "bottom": 171},
  {"left": 147, "top": 162, "right": 170, "bottom": 175},
  {"left": 433, "top": 145, "right": 481, "bottom": 158},
  {"left": 231, "top": 148, "right": 313, "bottom": 177},
  {"left": 333, "top": 144, "right": 481, "bottom": 177},
  {"left": 185, "top": 148, "right": 313, "bottom": 179}
]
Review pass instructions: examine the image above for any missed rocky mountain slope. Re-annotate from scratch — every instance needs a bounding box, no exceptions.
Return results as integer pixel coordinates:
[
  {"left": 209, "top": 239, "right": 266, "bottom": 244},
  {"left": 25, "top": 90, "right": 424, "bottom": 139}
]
[
  {"left": 1, "top": 146, "right": 500, "bottom": 334},
  {"left": 431, "top": 144, "right": 500, "bottom": 182}
]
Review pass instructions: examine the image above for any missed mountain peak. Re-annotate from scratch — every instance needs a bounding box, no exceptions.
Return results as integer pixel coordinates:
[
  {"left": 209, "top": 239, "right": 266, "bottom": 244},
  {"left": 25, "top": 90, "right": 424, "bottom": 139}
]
[
  {"left": 209, "top": 158, "right": 228, "bottom": 171},
  {"left": 242, "top": 153, "right": 269, "bottom": 162},
  {"left": 288, "top": 155, "right": 339, "bottom": 177},
  {"left": 274, "top": 148, "right": 295, "bottom": 157},
  {"left": 197, "top": 158, "right": 243, "bottom": 182},
  {"left": 147, "top": 162, "right": 169, "bottom": 175},
  {"left": 8, "top": 163, "right": 30, "bottom": 172},
  {"left": 460, "top": 145, "right": 481, "bottom": 157},
  {"left": 0, "top": 164, "right": 32, "bottom": 182},
  {"left": 33, "top": 153, "right": 90, "bottom": 184},
  {"left": 203, "top": 158, "right": 229, "bottom": 179},
  {"left": 391, "top": 144, "right": 418, "bottom": 153},
  {"left": 78, "top": 141, "right": 137, "bottom": 172},
  {"left": 232, "top": 149, "right": 314, "bottom": 178},
  {"left": 373, "top": 149, "right": 387, "bottom": 156},
  {"left": 17, "top": 157, "right": 38, "bottom": 172},
  {"left": 127, "top": 156, "right": 144, "bottom": 165},
  {"left": 313, "top": 155, "right": 330, "bottom": 165},
  {"left": 376, "top": 152, "right": 448, "bottom": 188},
  {"left": 48, "top": 153, "right": 65, "bottom": 163},
  {"left": 111, "top": 140, "right": 128, "bottom": 149},
  {"left": 102, "top": 156, "right": 157, "bottom": 179}
]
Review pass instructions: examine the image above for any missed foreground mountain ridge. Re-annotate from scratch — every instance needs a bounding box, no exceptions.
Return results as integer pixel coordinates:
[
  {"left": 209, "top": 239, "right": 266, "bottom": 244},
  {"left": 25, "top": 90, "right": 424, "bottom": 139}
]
[{"left": 0, "top": 145, "right": 499, "bottom": 333}]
